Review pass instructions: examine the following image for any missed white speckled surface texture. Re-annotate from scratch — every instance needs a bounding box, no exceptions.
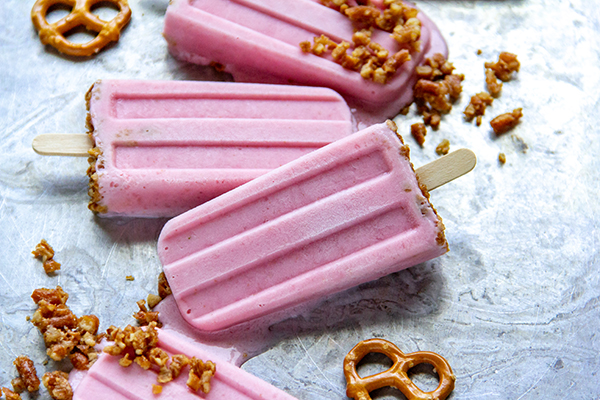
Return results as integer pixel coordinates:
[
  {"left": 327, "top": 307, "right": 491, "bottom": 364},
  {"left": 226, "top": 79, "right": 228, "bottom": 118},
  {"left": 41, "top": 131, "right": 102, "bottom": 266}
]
[{"left": 1, "top": 0, "right": 599, "bottom": 399}]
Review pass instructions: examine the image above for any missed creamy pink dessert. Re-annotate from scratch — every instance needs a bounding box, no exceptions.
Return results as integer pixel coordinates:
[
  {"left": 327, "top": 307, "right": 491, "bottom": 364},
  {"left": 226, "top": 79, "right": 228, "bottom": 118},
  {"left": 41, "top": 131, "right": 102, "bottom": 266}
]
[
  {"left": 163, "top": 0, "right": 448, "bottom": 127},
  {"left": 86, "top": 80, "right": 354, "bottom": 217},
  {"left": 158, "top": 122, "right": 448, "bottom": 332},
  {"left": 72, "top": 329, "right": 297, "bottom": 399}
]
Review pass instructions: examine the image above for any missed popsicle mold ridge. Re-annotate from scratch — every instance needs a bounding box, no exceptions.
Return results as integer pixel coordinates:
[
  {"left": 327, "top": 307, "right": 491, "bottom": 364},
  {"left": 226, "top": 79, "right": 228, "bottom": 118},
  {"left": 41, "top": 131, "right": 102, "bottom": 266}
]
[
  {"left": 85, "top": 79, "right": 354, "bottom": 217},
  {"left": 72, "top": 329, "right": 298, "bottom": 399},
  {"left": 158, "top": 122, "right": 448, "bottom": 332},
  {"left": 163, "top": 0, "right": 448, "bottom": 126}
]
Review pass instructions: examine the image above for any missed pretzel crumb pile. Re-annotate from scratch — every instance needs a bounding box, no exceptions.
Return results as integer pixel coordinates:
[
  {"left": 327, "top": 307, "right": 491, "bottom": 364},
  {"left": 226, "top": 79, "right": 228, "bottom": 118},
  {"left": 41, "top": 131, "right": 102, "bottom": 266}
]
[
  {"left": 414, "top": 53, "right": 464, "bottom": 131},
  {"left": 103, "top": 323, "right": 216, "bottom": 393},
  {"left": 31, "top": 287, "right": 102, "bottom": 370},
  {"left": 32, "top": 239, "right": 61, "bottom": 274},
  {"left": 300, "top": 0, "right": 422, "bottom": 84}
]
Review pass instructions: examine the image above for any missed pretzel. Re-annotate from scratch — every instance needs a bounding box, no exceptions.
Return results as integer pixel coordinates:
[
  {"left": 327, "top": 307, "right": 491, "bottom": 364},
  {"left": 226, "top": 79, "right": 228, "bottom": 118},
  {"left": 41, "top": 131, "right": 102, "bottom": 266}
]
[
  {"left": 343, "top": 338, "right": 455, "bottom": 400},
  {"left": 31, "top": 0, "right": 131, "bottom": 57}
]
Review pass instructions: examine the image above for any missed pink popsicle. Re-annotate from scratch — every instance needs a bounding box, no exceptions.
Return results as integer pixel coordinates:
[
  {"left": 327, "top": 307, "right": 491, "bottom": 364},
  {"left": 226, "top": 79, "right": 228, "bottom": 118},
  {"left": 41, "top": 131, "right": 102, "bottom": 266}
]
[
  {"left": 72, "top": 329, "right": 297, "bottom": 399},
  {"left": 163, "top": 0, "right": 448, "bottom": 127},
  {"left": 158, "top": 122, "right": 448, "bottom": 332},
  {"left": 86, "top": 80, "right": 354, "bottom": 217}
]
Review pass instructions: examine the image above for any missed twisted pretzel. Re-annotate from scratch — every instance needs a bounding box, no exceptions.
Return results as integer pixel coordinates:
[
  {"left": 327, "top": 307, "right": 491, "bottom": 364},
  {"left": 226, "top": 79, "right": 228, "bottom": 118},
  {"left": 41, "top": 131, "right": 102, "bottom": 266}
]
[
  {"left": 31, "top": 0, "right": 131, "bottom": 57},
  {"left": 343, "top": 338, "right": 455, "bottom": 400}
]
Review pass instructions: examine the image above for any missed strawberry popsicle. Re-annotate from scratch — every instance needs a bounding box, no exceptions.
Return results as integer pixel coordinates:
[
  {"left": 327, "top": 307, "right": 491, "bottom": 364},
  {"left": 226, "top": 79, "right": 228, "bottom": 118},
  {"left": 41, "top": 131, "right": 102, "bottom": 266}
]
[
  {"left": 163, "top": 0, "right": 448, "bottom": 126},
  {"left": 157, "top": 122, "right": 476, "bottom": 332},
  {"left": 72, "top": 329, "right": 297, "bottom": 400},
  {"left": 33, "top": 80, "right": 354, "bottom": 218}
]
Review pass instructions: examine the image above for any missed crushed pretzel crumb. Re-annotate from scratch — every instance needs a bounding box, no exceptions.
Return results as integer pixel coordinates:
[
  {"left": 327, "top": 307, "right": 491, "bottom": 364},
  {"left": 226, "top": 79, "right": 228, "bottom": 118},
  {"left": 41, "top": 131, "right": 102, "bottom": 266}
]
[
  {"left": 464, "top": 92, "right": 494, "bottom": 125},
  {"left": 436, "top": 139, "right": 450, "bottom": 156},
  {"left": 1, "top": 387, "right": 22, "bottom": 400},
  {"left": 485, "top": 68, "right": 502, "bottom": 97},
  {"left": 410, "top": 123, "right": 427, "bottom": 146},
  {"left": 13, "top": 356, "right": 40, "bottom": 392},
  {"left": 147, "top": 294, "right": 162, "bottom": 309},
  {"left": 485, "top": 52, "right": 520, "bottom": 82},
  {"left": 158, "top": 272, "right": 172, "bottom": 299},
  {"left": 86, "top": 84, "right": 107, "bottom": 214},
  {"left": 499, "top": 153, "right": 506, "bottom": 164},
  {"left": 126, "top": 275, "right": 135, "bottom": 281},
  {"left": 301, "top": 0, "right": 421, "bottom": 83},
  {"left": 152, "top": 385, "right": 163, "bottom": 395},
  {"left": 32, "top": 240, "right": 61, "bottom": 274},
  {"left": 490, "top": 108, "right": 523, "bottom": 135},
  {"left": 413, "top": 54, "right": 464, "bottom": 128},
  {"left": 133, "top": 300, "right": 161, "bottom": 327},
  {"left": 10, "top": 378, "right": 25, "bottom": 394},
  {"left": 187, "top": 358, "right": 216, "bottom": 394},
  {"left": 30, "top": 287, "right": 99, "bottom": 369},
  {"left": 42, "top": 372, "right": 72, "bottom": 400}
]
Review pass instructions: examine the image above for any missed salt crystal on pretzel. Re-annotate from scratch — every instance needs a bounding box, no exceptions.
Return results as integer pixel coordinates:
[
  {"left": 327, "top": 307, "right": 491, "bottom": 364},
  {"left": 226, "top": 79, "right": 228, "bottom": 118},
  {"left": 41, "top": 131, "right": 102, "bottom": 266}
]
[
  {"left": 343, "top": 338, "right": 456, "bottom": 400},
  {"left": 31, "top": 0, "right": 131, "bottom": 57}
]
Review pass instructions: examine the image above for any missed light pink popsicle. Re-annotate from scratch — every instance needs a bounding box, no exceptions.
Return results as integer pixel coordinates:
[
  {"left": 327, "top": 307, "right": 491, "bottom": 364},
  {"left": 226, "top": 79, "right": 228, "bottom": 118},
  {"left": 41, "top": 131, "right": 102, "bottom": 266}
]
[
  {"left": 86, "top": 80, "right": 354, "bottom": 217},
  {"left": 163, "top": 0, "right": 448, "bottom": 127},
  {"left": 157, "top": 122, "right": 448, "bottom": 332},
  {"left": 72, "top": 329, "right": 297, "bottom": 400}
]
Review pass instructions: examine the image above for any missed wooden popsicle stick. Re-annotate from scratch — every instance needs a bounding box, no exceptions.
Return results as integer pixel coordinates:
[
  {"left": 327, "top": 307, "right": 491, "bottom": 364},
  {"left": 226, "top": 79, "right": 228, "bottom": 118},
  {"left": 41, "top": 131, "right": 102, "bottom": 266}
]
[
  {"left": 32, "top": 134, "right": 92, "bottom": 156},
  {"left": 416, "top": 148, "right": 476, "bottom": 191}
]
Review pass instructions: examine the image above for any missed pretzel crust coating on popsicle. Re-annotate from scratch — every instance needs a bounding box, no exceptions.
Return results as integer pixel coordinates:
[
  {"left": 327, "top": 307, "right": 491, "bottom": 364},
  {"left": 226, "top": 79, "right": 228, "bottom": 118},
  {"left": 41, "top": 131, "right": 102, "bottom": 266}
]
[
  {"left": 343, "top": 338, "right": 455, "bottom": 400},
  {"left": 386, "top": 120, "right": 447, "bottom": 250},
  {"left": 85, "top": 83, "right": 107, "bottom": 214},
  {"left": 31, "top": 0, "right": 131, "bottom": 57}
]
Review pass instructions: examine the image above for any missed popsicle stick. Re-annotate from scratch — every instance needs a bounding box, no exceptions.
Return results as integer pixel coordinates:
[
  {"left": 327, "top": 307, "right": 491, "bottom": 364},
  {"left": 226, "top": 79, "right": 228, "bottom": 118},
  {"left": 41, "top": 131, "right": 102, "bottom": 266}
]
[
  {"left": 416, "top": 148, "right": 476, "bottom": 191},
  {"left": 32, "top": 133, "right": 92, "bottom": 156}
]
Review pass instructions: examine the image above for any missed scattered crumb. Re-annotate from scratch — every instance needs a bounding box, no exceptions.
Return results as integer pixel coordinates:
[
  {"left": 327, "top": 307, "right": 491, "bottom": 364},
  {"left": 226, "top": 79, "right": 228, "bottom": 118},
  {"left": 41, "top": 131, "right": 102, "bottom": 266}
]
[
  {"left": 485, "top": 52, "right": 520, "bottom": 82},
  {"left": 413, "top": 53, "right": 464, "bottom": 128},
  {"left": 158, "top": 272, "right": 172, "bottom": 299},
  {"left": 133, "top": 300, "right": 161, "bottom": 327},
  {"left": 499, "top": 153, "right": 506, "bottom": 164},
  {"left": 32, "top": 240, "right": 61, "bottom": 274},
  {"left": 187, "top": 357, "right": 216, "bottom": 394},
  {"left": 436, "top": 139, "right": 450, "bottom": 156},
  {"left": 42, "top": 371, "right": 72, "bottom": 400},
  {"left": 1, "top": 387, "right": 22, "bottom": 400},
  {"left": 464, "top": 92, "right": 494, "bottom": 125},
  {"left": 152, "top": 385, "right": 163, "bottom": 395},
  {"left": 485, "top": 68, "right": 503, "bottom": 97},
  {"left": 477, "top": 49, "right": 482, "bottom": 55},
  {"left": 13, "top": 356, "right": 40, "bottom": 392},
  {"left": 411, "top": 123, "right": 427, "bottom": 146},
  {"left": 126, "top": 275, "right": 135, "bottom": 281},
  {"left": 147, "top": 294, "right": 162, "bottom": 309},
  {"left": 490, "top": 108, "right": 523, "bottom": 135}
]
